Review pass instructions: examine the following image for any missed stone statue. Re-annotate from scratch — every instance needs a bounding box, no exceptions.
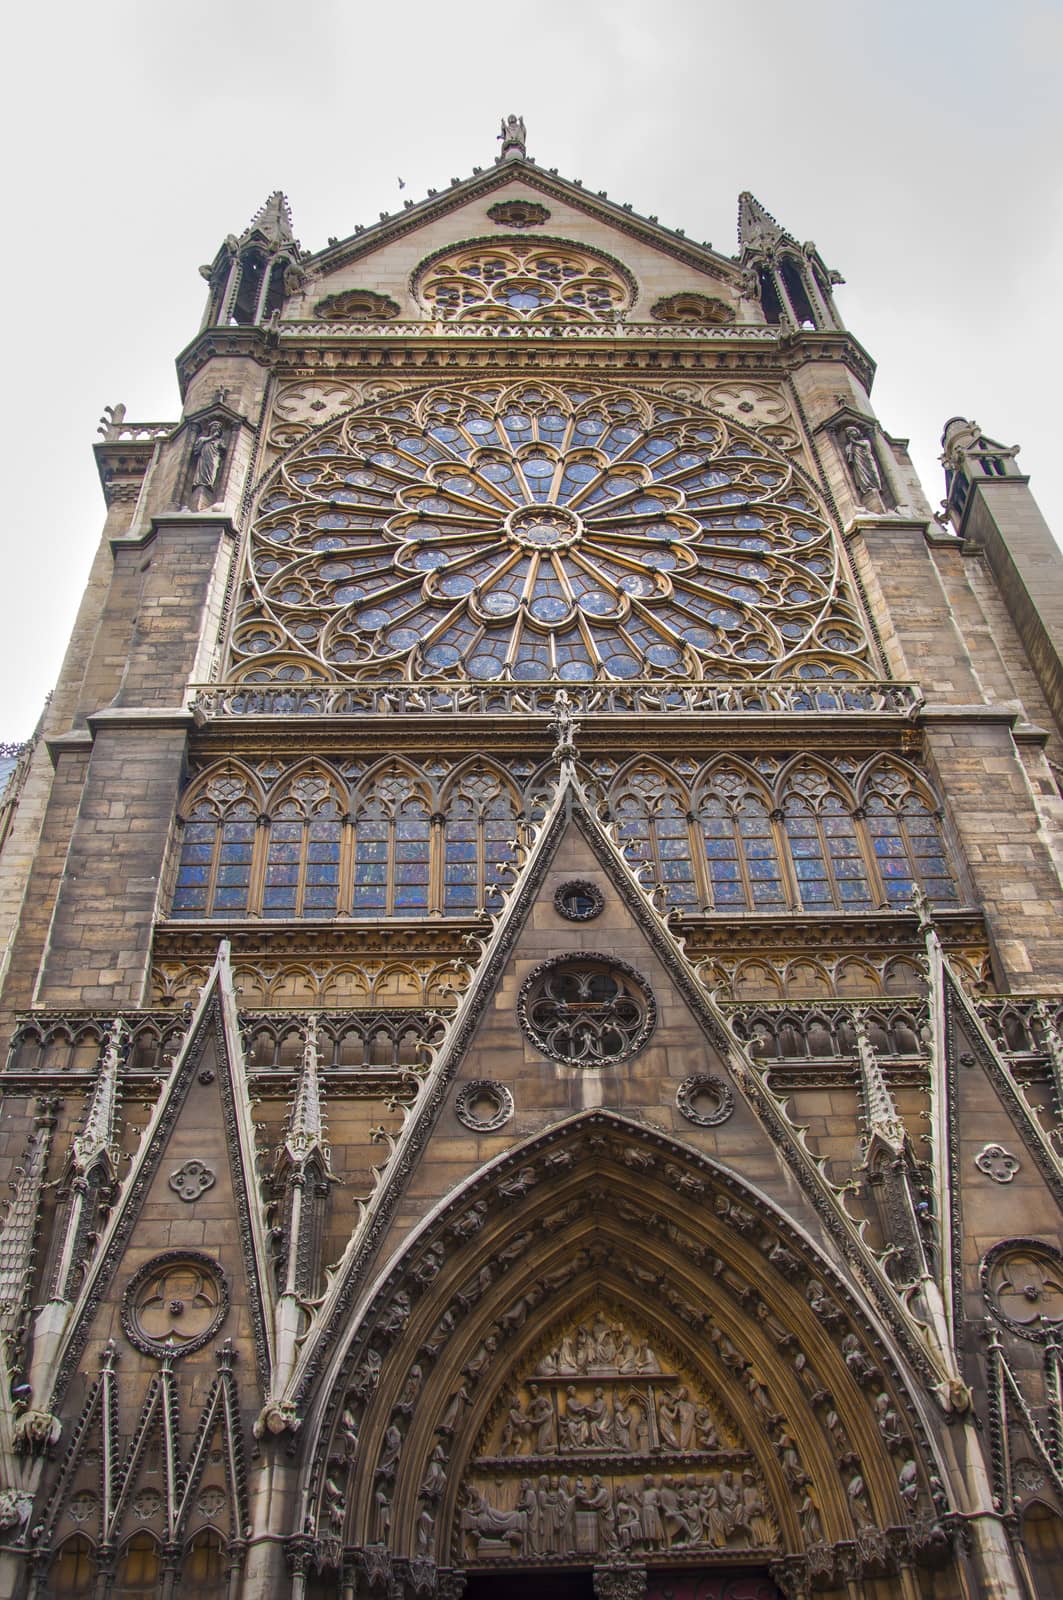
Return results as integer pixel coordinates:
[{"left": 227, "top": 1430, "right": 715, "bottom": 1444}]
[
  {"left": 191, "top": 420, "right": 226, "bottom": 495},
  {"left": 498, "top": 115, "right": 527, "bottom": 158},
  {"left": 843, "top": 425, "right": 885, "bottom": 505}
]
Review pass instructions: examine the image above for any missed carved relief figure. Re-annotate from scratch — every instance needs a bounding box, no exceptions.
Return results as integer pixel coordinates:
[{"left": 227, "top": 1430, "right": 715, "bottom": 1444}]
[
  {"left": 843, "top": 424, "right": 885, "bottom": 506},
  {"left": 189, "top": 419, "right": 226, "bottom": 506}
]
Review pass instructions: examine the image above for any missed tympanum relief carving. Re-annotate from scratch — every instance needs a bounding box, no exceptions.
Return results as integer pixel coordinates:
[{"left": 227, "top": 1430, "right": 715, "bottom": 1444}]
[{"left": 457, "top": 1302, "right": 781, "bottom": 1563}]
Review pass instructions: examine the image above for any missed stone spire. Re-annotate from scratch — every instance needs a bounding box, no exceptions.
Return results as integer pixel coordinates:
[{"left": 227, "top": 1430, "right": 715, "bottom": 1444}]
[
  {"left": 737, "top": 190, "right": 791, "bottom": 253},
  {"left": 283, "top": 1015, "right": 332, "bottom": 1174},
  {"left": 242, "top": 190, "right": 295, "bottom": 247},
  {"left": 0, "top": 1101, "right": 56, "bottom": 1368},
  {"left": 70, "top": 1017, "right": 123, "bottom": 1180},
  {"left": 853, "top": 1011, "right": 907, "bottom": 1159}
]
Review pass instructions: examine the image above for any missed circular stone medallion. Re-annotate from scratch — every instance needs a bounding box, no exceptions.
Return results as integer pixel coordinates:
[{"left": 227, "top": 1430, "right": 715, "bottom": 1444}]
[
  {"left": 455, "top": 1080, "right": 515, "bottom": 1132},
  {"left": 518, "top": 955, "right": 656, "bottom": 1068},
  {"left": 676, "top": 1073, "right": 735, "bottom": 1128},
  {"left": 506, "top": 503, "right": 582, "bottom": 551},
  {"left": 981, "top": 1238, "right": 1063, "bottom": 1341},
  {"left": 553, "top": 880, "right": 605, "bottom": 922},
  {"left": 121, "top": 1250, "right": 229, "bottom": 1359}
]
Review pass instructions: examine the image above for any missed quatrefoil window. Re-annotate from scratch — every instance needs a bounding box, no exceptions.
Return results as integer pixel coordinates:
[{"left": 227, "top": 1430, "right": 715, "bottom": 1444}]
[{"left": 518, "top": 955, "right": 656, "bottom": 1067}]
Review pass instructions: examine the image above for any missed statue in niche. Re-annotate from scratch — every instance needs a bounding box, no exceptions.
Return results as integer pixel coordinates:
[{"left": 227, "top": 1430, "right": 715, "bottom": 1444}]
[
  {"left": 843, "top": 424, "right": 886, "bottom": 508},
  {"left": 187, "top": 419, "right": 226, "bottom": 508}
]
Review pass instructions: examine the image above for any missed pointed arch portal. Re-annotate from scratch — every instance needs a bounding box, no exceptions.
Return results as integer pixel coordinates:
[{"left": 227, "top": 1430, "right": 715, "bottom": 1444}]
[{"left": 298, "top": 1112, "right": 953, "bottom": 1596}]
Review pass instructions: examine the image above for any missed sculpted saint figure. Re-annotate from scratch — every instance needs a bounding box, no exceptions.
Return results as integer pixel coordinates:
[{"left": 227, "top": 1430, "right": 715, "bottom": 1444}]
[
  {"left": 843, "top": 425, "right": 884, "bottom": 503},
  {"left": 640, "top": 1476, "right": 665, "bottom": 1547},
  {"left": 191, "top": 420, "right": 225, "bottom": 493},
  {"left": 526, "top": 1384, "right": 556, "bottom": 1453},
  {"left": 586, "top": 1386, "right": 614, "bottom": 1448}
]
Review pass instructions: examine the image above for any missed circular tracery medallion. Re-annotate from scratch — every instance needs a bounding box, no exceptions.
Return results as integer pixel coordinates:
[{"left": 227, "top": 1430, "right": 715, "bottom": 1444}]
[
  {"left": 518, "top": 955, "right": 656, "bottom": 1067},
  {"left": 236, "top": 382, "right": 870, "bottom": 687},
  {"left": 981, "top": 1238, "right": 1063, "bottom": 1341},
  {"left": 121, "top": 1250, "right": 229, "bottom": 1358}
]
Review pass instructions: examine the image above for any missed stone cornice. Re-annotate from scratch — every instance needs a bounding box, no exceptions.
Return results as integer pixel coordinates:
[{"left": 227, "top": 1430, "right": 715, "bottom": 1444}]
[{"left": 110, "top": 512, "right": 237, "bottom": 556}]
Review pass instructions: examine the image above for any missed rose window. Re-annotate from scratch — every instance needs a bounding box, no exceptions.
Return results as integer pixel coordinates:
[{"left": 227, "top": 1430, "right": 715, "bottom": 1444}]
[
  {"left": 518, "top": 956, "right": 656, "bottom": 1066},
  {"left": 234, "top": 382, "right": 872, "bottom": 685},
  {"left": 415, "top": 241, "right": 633, "bottom": 322}
]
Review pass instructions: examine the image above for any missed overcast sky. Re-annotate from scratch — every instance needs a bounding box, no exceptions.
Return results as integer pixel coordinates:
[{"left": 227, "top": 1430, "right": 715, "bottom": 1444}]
[{"left": 2, "top": 0, "right": 1060, "bottom": 741}]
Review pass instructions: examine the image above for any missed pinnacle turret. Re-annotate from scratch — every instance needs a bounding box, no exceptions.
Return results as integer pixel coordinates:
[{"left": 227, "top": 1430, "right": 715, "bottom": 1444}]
[
  {"left": 241, "top": 189, "right": 296, "bottom": 248},
  {"left": 69, "top": 1017, "right": 123, "bottom": 1180},
  {"left": 737, "top": 190, "right": 793, "bottom": 253},
  {"left": 282, "top": 1015, "right": 331, "bottom": 1173}
]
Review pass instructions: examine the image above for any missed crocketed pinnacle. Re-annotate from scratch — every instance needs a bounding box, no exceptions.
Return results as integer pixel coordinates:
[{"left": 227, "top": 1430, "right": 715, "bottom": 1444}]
[
  {"left": 70, "top": 1017, "right": 123, "bottom": 1177},
  {"left": 0, "top": 1103, "right": 55, "bottom": 1345},
  {"left": 242, "top": 190, "right": 295, "bottom": 247},
  {"left": 854, "top": 1011, "right": 907, "bottom": 1155},
  {"left": 737, "top": 190, "right": 792, "bottom": 253},
  {"left": 283, "top": 1015, "right": 331, "bottom": 1172}
]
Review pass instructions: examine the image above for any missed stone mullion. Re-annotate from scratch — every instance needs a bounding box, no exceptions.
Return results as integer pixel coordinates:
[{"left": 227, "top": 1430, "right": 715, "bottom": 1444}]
[
  {"left": 248, "top": 814, "right": 271, "bottom": 917},
  {"left": 849, "top": 806, "right": 886, "bottom": 911},
  {"left": 429, "top": 812, "right": 446, "bottom": 916},
  {"left": 770, "top": 808, "right": 802, "bottom": 912},
  {"left": 338, "top": 813, "right": 356, "bottom": 916},
  {"left": 293, "top": 816, "right": 309, "bottom": 919},
  {"left": 685, "top": 811, "right": 711, "bottom": 913}
]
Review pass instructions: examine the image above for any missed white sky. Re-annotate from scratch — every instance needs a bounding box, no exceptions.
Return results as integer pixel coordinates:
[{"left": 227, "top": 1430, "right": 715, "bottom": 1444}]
[{"left": 2, "top": 0, "right": 1061, "bottom": 741}]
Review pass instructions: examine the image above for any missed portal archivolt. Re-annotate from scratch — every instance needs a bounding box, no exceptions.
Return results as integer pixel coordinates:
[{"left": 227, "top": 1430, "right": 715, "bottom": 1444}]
[{"left": 300, "top": 1113, "right": 949, "bottom": 1589}]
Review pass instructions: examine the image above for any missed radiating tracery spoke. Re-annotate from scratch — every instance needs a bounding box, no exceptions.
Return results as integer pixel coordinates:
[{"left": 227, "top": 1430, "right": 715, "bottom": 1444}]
[{"left": 234, "top": 382, "right": 873, "bottom": 684}]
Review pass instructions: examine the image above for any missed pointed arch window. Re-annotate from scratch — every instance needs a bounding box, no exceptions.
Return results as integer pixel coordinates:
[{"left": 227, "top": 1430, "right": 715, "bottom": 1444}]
[
  {"left": 173, "top": 798, "right": 257, "bottom": 918},
  {"left": 443, "top": 772, "right": 520, "bottom": 913},
  {"left": 352, "top": 775, "right": 432, "bottom": 916},
  {"left": 864, "top": 789, "right": 957, "bottom": 906},
  {"left": 115, "top": 1533, "right": 161, "bottom": 1594},
  {"left": 50, "top": 1536, "right": 96, "bottom": 1597},
  {"left": 781, "top": 769, "right": 874, "bottom": 911},
  {"left": 696, "top": 773, "right": 786, "bottom": 912},
  {"left": 183, "top": 1529, "right": 228, "bottom": 1597},
  {"left": 614, "top": 780, "right": 700, "bottom": 911},
  {"left": 263, "top": 777, "right": 343, "bottom": 918}
]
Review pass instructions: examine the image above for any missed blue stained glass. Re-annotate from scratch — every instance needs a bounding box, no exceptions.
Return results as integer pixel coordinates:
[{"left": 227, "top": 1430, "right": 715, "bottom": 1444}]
[{"left": 177, "top": 865, "right": 209, "bottom": 886}]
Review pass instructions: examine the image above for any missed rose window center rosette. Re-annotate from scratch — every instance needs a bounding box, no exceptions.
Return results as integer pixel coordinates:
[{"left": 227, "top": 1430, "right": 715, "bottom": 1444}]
[{"left": 233, "top": 382, "right": 872, "bottom": 685}]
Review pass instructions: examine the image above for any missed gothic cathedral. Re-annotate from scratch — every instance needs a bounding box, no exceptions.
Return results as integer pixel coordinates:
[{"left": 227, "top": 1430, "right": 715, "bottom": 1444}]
[{"left": 2, "top": 118, "right": 1063, "bottom": 1600}]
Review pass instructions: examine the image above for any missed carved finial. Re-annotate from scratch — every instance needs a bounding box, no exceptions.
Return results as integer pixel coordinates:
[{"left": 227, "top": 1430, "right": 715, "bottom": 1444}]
[
  {"left": 853, "top": 1011, "right": 907, "bottom": 1158},
  {"left": 498, "top": 114, "right": 527, "bottom": 161},
  {"left": 737, "top": 191, "right": 789, "bottom": 253},
  {"left": 910, "top": 886, "right": 935, "bottom": 933},
  {"left": 242, "top": 189, "right": 296, "bottom": 248},
  {"left": 283, "top": 1016, "right": 332, "bottom": 1173},
  {"left": 96, "top": 403, "right": 126, "bottom": 440},
  {"left": 71, "top": 1018, "right": 124, "bottom": 1179}
]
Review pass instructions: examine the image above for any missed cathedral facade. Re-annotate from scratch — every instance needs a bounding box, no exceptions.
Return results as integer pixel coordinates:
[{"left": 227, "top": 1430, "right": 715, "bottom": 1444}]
[{"left": 2, "top": 118, "right": 1063, "bottom": 1599}]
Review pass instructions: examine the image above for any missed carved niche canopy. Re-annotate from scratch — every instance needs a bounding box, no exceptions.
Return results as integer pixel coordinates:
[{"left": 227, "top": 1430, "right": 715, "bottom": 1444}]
[
  {"left": 487, "top": 200, "right": 552, "bottom": 229},
  {"left": 234, "top": 380, "right": 872, "bottom": 687},
  {"left": 650, "top": 293, "right": 736, "bottom": 326},
  {"left": 313, "top": 289, "right": 401, "bottom": 321},
  {"left": 458, "top": 1298, "right": 781, "bottom": 1566}
]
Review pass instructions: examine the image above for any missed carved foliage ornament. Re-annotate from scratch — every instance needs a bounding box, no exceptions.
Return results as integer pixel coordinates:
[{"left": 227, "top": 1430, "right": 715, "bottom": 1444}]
[
  {"left": 487, "top": 200, "right": 551, "bottom": 230},
  {"left": 314, "top": 289, "right": 401, "bottom": 322},
  {"left": 981, "top": 1238, "right": 1063, "bottom": 1341},
  {"left": 676, "top": 1074, "right": 735, "bottom": 1128},
  {"left": 650, "top": 293, "right": 736, "bottom": 326},
  {"left": 121, "top": 1250, "right": 229, "bottom": 1358},
  {"left": 519, "top": 956, "right": 656, "bottom": 1067},
  {"left": 237, "top": 380, "right": 870, "bottom": 687},
  {"left": 455, "top": 1080, "right": 514, "bottom": 1133}
]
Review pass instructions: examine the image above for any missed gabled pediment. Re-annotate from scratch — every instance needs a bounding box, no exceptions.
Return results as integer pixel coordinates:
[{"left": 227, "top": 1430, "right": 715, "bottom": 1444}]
[{"left": 287, "top": 162, "right": 749, "bottom": 326}]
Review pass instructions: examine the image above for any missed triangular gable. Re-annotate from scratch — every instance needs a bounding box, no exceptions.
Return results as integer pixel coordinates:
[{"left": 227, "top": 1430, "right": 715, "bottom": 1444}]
[
  {"left": 306, "top": 160, "right": 741, "bottom": 287},
  {"left": 287, "top": 767, "right": 961, "bottom": 1415},
  {"left": 45, "top": 944, "right": 275, "bottom": 1413}
]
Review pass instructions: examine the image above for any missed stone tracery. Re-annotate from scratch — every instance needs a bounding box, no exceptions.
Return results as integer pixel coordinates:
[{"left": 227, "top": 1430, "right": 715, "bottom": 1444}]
[
  {"left": 232, "top": 381, "right": 873, "bottom": 686},
  {"left": 414, "top": 239, "right": 634, "bottom": 321}
]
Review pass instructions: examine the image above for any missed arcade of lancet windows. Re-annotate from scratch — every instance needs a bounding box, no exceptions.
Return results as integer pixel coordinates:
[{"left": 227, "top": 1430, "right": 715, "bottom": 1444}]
[
  {"left": 231, "top": 382, "right": 871, "bottom": 687},
  {"left": 170, "top": 755, "right": 957, "bottom": 921}
]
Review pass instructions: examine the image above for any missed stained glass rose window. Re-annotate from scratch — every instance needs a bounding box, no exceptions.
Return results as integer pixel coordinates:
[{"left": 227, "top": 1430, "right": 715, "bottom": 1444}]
[
  {"left": 414, "top": 240, "right": 633, "bottom": 322},
  {"left": 232, "top": 382, "right": 872, "bottom": 685}
]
